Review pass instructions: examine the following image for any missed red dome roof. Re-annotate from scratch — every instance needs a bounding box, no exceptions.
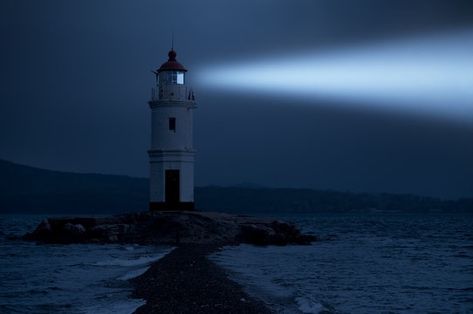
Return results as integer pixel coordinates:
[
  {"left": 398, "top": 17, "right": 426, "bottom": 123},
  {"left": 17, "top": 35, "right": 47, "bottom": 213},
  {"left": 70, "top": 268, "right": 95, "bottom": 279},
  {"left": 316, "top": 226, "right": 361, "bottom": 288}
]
[{"left": 157, "top": 50, "right": 187, "bottom": 73}]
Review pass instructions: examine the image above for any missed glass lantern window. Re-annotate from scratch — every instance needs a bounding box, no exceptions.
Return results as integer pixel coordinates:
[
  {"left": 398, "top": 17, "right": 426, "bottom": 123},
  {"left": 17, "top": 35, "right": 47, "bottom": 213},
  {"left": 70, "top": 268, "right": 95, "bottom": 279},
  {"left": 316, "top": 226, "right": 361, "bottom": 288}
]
[
  {"left": 176, "top": 72, "right": 184, "bottom": 84},
  {"left": 166, "top": 71, "right": 185, "bottom": 85}
]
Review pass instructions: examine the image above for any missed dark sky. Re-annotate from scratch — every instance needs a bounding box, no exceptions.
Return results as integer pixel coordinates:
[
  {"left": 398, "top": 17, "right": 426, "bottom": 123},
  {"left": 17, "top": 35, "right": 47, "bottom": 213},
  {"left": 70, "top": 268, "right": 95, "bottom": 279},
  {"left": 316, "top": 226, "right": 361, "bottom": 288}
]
[{"left": 1, "top": 0, "right": 472, "bottom": 198}]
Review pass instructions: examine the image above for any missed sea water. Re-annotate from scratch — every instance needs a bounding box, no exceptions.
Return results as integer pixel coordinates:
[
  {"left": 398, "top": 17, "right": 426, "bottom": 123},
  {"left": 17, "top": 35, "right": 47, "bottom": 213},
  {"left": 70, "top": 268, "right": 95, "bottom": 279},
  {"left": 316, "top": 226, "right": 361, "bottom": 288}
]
[
  {"left": 211, "top": 212, "right": 473, "bottom": 313},
  {"left": 0, "top": 215, "right": 173, "bottom": 314},
  {"left": 2, "top": 212, "right": 472, "bottom": 314}
]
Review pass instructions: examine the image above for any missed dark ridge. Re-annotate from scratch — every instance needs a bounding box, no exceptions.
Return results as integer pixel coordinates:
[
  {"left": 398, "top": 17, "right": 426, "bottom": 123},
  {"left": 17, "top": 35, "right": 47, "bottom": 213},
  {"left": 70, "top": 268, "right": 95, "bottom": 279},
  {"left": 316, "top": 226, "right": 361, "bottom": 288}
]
[
  {"left": 0, "top": 159, "right": 148, "bottom": 214},
  {"left": 1, "top": 159, "right": 471, "bottom": 214}
]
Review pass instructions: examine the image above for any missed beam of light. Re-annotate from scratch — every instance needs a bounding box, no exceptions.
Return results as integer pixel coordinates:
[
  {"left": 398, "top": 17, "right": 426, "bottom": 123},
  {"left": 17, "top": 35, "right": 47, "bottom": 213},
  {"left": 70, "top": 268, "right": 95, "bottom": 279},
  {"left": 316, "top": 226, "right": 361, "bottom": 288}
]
[{"left": 197, "top": 30, "right": 473, "bottom": 125}]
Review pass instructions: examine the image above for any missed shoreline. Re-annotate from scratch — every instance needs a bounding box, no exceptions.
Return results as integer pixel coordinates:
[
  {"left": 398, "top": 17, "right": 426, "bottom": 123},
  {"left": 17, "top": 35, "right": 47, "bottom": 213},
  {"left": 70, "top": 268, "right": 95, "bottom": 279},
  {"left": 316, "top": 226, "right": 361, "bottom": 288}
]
[
  {"left": 130, "top": 244, "right": 273, "bottom": 314},
  {"left": 22, "top": 211, "right": 316, "bottom": 313}
]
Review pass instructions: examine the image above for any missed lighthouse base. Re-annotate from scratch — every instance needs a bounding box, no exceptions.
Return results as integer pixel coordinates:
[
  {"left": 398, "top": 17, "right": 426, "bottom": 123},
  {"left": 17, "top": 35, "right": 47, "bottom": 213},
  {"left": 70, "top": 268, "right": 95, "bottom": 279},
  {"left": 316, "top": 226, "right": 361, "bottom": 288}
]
[{"left": 149, "top": 202, "right": 195, "bottom": 211}]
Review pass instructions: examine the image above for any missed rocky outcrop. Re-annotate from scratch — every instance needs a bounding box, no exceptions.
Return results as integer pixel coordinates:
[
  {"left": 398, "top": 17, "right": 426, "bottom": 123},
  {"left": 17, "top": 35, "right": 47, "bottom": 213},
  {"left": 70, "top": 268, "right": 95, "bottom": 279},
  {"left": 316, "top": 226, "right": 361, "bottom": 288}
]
[{"left": 23, "top": 211, "right": 316, "bottom": 246}]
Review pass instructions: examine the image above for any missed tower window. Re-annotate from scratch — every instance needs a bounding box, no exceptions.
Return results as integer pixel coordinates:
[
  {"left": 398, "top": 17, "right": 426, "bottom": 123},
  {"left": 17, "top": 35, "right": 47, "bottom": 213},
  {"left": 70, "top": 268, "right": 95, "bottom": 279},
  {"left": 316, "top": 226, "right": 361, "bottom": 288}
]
[{"left": 169, "top": 117, "right": 176, "bottom": 131}]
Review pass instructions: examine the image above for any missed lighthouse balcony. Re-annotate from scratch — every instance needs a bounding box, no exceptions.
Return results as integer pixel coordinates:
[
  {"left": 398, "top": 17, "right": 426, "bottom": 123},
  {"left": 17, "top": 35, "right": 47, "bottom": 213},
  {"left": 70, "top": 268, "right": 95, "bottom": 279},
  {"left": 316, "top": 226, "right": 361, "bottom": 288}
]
[{"left": 150, "top": 87, "right": 196, "bottom": 103}]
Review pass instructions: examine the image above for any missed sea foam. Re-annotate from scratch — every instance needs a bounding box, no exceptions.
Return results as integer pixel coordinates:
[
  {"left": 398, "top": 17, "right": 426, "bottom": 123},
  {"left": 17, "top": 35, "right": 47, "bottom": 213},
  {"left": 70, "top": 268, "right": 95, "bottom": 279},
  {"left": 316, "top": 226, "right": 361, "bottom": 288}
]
[
  {"left": 118, "top": 267, "right": 150, "bottom": 280},
  {"left": 95, "top": 249, "right": 173, "bottom": 267},
  {"left": 295, "top": 297, "right": 326, "bottom": 314}
]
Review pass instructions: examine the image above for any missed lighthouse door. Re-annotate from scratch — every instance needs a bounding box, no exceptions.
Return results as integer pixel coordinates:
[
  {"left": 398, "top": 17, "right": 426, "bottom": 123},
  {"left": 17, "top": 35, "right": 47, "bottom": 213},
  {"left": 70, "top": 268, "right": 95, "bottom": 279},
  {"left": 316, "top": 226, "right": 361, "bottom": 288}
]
[{"left": 165, "top": 170, "right": 180, "bottom": 207}]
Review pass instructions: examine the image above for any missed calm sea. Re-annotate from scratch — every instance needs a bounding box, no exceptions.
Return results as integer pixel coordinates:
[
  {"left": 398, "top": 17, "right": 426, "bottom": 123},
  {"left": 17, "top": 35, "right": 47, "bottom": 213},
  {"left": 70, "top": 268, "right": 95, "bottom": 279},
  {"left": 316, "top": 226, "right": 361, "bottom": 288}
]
[
  {"left": 211, "top": 212, "right": 473, "bottom": 313},
  {"left": 1, "top": 212, "right": 472, "bottom": 313}
]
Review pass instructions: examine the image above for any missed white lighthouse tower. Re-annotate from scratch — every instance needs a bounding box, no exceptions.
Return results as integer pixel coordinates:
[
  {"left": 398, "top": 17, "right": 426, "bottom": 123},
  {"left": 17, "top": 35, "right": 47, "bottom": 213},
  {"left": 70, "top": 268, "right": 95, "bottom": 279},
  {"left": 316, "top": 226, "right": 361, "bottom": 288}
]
[{"left": 148, "top": 49, "right": 196, "bottom": 211}]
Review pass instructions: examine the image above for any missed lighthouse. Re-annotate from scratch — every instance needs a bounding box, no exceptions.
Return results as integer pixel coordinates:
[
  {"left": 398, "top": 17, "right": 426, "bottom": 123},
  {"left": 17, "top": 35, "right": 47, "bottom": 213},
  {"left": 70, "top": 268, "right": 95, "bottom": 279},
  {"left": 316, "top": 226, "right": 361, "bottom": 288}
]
[{"left": 148, "top": 49, "right": 196, "bottom": 211}]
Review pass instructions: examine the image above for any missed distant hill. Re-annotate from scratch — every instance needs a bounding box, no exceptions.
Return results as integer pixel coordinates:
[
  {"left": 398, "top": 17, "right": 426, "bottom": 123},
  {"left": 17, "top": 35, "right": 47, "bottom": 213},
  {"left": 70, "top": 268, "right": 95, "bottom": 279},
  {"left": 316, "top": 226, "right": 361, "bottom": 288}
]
[
  {"left": 197, "top": 186, "right": 472, "bottom": 213},
  {"left": 0, "top": 159, "right": 471, "bottom": 214},
  {"left": 0, "top": 159, "right": 148, "bottom": 214}
]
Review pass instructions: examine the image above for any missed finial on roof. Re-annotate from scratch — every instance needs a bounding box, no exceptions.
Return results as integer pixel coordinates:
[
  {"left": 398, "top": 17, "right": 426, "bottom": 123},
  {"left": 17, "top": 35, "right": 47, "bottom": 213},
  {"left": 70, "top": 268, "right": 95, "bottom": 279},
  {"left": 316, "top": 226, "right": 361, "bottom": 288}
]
[
  {"left": 157, "top": 37, "right": 187, "bottom": 73},
  {"left": 168, "top": 50, "right": 177, "bottom": 61}
]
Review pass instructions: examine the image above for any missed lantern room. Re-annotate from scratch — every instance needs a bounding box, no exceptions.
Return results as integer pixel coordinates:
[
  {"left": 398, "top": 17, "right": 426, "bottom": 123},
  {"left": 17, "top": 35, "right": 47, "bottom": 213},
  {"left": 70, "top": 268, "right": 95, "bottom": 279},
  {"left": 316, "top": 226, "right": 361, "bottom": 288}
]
[{"left": 156, "top": 50, "right": 187, "bottom": 86}]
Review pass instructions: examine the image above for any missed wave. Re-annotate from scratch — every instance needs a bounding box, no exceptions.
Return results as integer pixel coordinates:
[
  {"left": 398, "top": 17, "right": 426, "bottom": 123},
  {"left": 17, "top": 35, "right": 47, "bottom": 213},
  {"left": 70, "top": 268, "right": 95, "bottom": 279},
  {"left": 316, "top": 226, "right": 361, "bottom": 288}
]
[
  {"left": 118, "top": 267, "right": 150, "bottom": 281},
  {"left": 82, "top": 298, "right": 146, "bottom": 314},
  {"left": 295, "top": 297, "right": 327, "bottom": 314},
  {"left": 94, "top": 249, "right": 173, "bottom": 267}
]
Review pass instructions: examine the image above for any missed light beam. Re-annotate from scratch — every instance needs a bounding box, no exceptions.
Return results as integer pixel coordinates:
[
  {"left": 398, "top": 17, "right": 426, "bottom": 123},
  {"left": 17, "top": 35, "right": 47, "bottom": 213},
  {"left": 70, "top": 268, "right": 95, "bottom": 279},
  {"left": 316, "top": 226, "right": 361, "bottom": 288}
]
[{"left": 197, "top": 30, "right": 473, "bottom": 124}]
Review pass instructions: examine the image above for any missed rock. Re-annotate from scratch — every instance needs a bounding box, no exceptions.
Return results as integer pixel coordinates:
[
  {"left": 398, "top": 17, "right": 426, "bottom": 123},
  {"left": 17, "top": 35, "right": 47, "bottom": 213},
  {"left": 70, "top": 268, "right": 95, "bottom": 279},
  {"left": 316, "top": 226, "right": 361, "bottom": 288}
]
[
  {"left": 238, "top": 224, "right": 272, "bottom": 245},
  {"left": 23, "top": 211, "right": 316, "bottom": 246},
  {"left": 108, "top": 235, "right": 118, "bottom": 242},
  {"left": 62, "top": 223, "right": 86, "bottom": 242},
  {"left": 36, "top": 219, "right": 52, "bottom": 235},
  {"left": 23, "top": 219, "right": 52, "bottom": 242},
  {"left": 90, "top": 225, "right": 110, "bottom": 238},
  {"left": 64, "top": 223, "right": 86, "bottom": 234}
]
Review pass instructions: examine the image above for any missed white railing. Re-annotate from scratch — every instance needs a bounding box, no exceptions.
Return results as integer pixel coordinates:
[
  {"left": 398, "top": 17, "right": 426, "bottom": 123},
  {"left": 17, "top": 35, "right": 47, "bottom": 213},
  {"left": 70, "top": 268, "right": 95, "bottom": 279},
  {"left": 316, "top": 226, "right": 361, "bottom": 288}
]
[{"left": 150, "top": 87, "right": 196, "bottom": 102}]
